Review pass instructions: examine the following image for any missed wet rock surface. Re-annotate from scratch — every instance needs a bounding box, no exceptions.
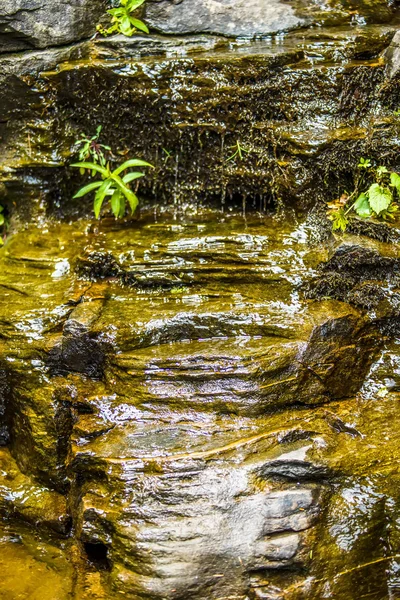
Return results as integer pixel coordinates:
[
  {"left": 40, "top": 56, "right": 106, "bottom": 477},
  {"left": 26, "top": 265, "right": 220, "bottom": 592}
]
[
  {"left": 2, "top": 2, "right": 400, "bottom": 597},
  {"left": 306, "top": 234, "right": 400, "bottom": 331},
  {"left": 0, "top": 18, "right": 400, "bottom": 218},
  {"left": 1, "top": 210, "right": 400, "bottom": 598}
]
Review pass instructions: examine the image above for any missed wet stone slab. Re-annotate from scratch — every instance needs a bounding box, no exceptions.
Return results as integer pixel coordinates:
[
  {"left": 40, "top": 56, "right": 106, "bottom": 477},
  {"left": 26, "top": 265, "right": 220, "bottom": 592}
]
[{"left": 0, "top": 210, "right": 400, "bottom": 598}]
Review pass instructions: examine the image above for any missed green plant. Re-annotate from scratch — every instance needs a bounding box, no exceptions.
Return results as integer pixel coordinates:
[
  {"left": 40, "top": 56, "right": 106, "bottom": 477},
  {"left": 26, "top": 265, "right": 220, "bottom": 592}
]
[
  {"left": 98, "top": 0, "right": 149, "bottom": 37},
  {"left": 74, "top": 126, "right": 111, "bottom": 175},
  {"left": 162, "top": 148, "right": 173, "bottom": 162},
  {"left": 226, "top": 141, "right": 250, "bottom": 163},
  {"left": 72, "top": 158, "right": 154, "bottom": 219},
  {"left": 327, "top": 158, "right": 400, "bottom": 232}
]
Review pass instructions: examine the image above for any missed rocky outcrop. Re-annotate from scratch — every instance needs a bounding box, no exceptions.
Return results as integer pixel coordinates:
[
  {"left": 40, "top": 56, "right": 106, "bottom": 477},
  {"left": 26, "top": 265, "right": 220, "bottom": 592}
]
[
  {"left": 0, "top": 211, "right": 397, "bottom": 599},
  {"left": 0, "top": 0, "right": 106, "bottom": 53},
  {"left": 145, "top": 0, "right": 304, "bottom": 37},
  {"left": 1, "top": 3, "right": 400, "bottom": 598},
  {"left": 0, "top": 22, "right": 399, "bottom": 220},
  {"left": 145, "top": 0, "right": 397, "bottom": 37},
  {"left": 306, "top": 234, "right": 400, "bottom": 334},
  {"left": 0, "top": 448, "right": 69, "bottom": 533}
]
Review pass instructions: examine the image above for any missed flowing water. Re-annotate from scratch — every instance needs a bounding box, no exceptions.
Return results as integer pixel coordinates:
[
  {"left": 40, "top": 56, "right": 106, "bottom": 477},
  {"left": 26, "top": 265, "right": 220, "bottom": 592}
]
[
  {"left": 1, "top": 208, "right": 400, "bottom": 598},
  {"left": 1, "top": 1, "right": 400, "bottom": 595}
]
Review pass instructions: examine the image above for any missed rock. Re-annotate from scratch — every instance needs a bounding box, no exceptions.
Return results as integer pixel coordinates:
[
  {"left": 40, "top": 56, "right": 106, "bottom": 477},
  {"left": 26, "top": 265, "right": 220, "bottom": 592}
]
[
  {"left": 386, "top": 30, "right": 400, "bottom": 78},
  {"left": 0, "top": 448, "right": 70, "bottom": 534},
  {"left": 145, "top": 0, "right": 304, "bottom": 37},
  {"left": 145, "top": 0, "right": 396, "bottom": 37},
  {"left": 72, "top": 435, "right": 322, "bottom": 599},
  {"left": 0, "top": 25, "right": 398, "bottom": 217},
  {"left": 48, "top": 299, "right": 106, "bottom": 379},
  {"left": 0, "top": 0, "right": 106, "bottom": 53},
  {"left": 0, "top": 212, "right": 398, "bottom": 598},
  {"left": 0, "top": 368, "right": 9, "bottom": 446},
  {"left": 0, "top": 522, "right": 76, "bottom": 600},
  {"left": 306, "top": 236, "right": 400, "bottom": 329}
]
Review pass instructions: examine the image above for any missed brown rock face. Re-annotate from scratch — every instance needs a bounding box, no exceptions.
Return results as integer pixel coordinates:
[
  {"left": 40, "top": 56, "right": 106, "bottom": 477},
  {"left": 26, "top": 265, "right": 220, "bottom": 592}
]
[{"left": 1, "top": 213, "right": 397, "bottom": 599}]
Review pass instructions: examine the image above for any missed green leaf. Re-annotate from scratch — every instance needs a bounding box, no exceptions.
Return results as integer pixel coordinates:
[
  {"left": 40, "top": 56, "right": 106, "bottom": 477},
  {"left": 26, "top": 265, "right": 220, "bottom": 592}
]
[
  {"left": 120, "top": 15, "right": 132, "bottom": 35},
  {"left": 377, "top": 166, "right": 389, "bottom": 176},
  {"left": 390, "top": 172, "right": 400, "bottom": 194},
  {"left": 119, "top": 195, "right": 126, "bottom": 218},
  {"left": 113, "top": 159, "right": 153, "bottom": 176},
  {"left": 107, "top": 8, "right": 124, "bottom": 16},
  {"left": 358, "top": 158, "right": 371, "bottom": 169},
  {"left": 110, "top": 189, "right": 121, "bottom": 218},
  {"left": 354, "top": 193, "right": 373, "bottom": 218},
  {"left": 111, "top": 174, "right": 139, "bottom": 210},
  {"left": 122, "top": 172, "right": 144, "bottom": 184},
  {"left": 0, "top": 214, "right": 4, "bottom": 226},
  {"left": 126, "top": 0, "right": 146, "bottom": 10},
  {"left": 0, "top": 205, "right": 4, "bottom": 213},
  {"left": 381, "top": 203, "right": 399, "bottom": 222},
  {"left": 129, "top": 17, "right": 149, "bottom": 33},
  {"left": 94, "top": 180, "right": 114, "bottom": 218},
  {"left": 126, "top": 191, "right": 139, "bottom": 214},
  {"left": 329, "top": 209, "right": 349, "bottom": 232},
  {"left": 73, "top": 181, "right": 103, "bottom": 198},
  {"left": 71, "top": 162, "right": 108, "bottom": 177},
  {"left": 368, "top": 183, "right": 392, "bottom": 215}
]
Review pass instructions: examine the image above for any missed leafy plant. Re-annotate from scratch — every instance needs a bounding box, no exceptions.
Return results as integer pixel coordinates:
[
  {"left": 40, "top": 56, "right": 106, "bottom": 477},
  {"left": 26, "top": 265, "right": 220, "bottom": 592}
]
[
  {"left": 74, "top": 126, "right": 111, "bottom": 175},
  {"left": 97, "top": 0, "right": 149, "bottom": 37},
  {"left": 226, "top": 141, "right": 250, "bottom": 163},
  {"left": 327, "top": 158, "right": 400, "bottom": 232},
  {"left": 72, "top": 158, "right": 154, "bottom": 219},
  {"left": 162, "top": 148, "right": 173, "bottom": 162}
]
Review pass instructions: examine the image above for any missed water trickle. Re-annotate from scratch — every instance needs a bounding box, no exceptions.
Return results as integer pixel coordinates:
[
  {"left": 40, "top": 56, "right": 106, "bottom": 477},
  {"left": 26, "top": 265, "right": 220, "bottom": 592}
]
[{"left": 1, "top": 8, "right": 400, "bottom": 598}]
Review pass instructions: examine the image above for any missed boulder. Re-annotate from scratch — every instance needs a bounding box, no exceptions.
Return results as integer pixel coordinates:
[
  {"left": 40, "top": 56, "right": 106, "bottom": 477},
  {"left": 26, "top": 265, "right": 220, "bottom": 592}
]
[
  {"left": 0, "top": 0, "right": 106, "bottom": 53},
  {"left": 386, "top": 29, "right": 400, "bottom": 78},
  {"left": 145, "top": 0, "right": 396, "bottom": 37},
  {"left": 306, "top": 236, "right": 400, "bottom": 330},
  {"left": 145, "top": 0, "right": 304, "bottom": 37}
]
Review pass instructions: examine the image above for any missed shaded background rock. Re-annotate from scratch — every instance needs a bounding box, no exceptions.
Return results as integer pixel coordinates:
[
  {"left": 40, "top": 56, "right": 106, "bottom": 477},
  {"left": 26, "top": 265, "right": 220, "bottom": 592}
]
[
  {"left": 0, "top": 0, "right": 106, "bottom": 53},
  {"left": 386, "top": 29, "right": 400, "bottom": 78},
  {"left": 145, "top": 0, "right": 305, "bottom": 37}
]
